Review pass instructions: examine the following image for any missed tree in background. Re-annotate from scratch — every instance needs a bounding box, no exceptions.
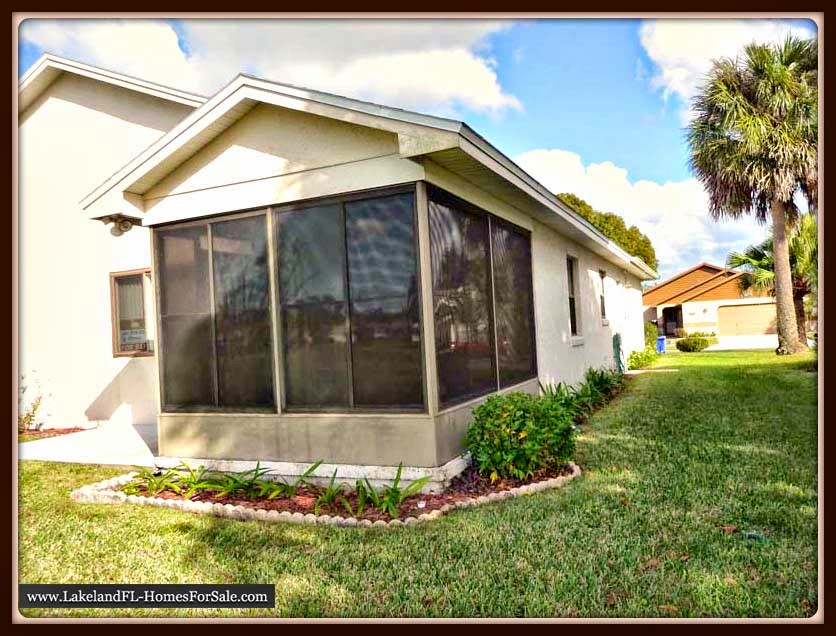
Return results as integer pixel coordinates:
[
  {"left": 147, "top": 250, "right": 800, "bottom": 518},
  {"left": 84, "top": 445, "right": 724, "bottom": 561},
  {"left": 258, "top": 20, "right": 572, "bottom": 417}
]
[
  {"left": 557, "top": 192, "right": 658, "bottom": 271},
  {"left": 688, "top": 35, "right": 817, "bottom": 354},
  {"left": 727, "top": 212, "right": 817, "bottom": 344}
]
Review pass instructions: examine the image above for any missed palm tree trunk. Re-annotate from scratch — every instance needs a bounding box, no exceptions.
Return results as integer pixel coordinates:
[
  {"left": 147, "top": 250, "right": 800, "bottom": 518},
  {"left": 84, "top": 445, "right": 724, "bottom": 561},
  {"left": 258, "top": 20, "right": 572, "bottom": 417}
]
[
  {"left": 794, "top": 294, "right": 808, "bottom": 344},
  {"left": 771, "top": 200, "right": 807, "bottom": 354}
]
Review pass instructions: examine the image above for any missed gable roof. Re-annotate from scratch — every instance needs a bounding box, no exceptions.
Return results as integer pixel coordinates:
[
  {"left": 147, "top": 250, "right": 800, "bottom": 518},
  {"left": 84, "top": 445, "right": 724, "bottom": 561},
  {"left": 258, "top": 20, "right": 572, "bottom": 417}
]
[
  {"left": 654, "top": 267, "right": 737, "bottom": 305},
  {"left": 677, "top": 271, "right": 747, "bottom": 303},
  {"left": 642, "top": 262, "right": 725, "bottom": 301},
  {"left": 69, "top": 65, "right": 656, "bottom": 281},
  {"left": 18, "top": 54, "right": 207, "bottom": 114}
]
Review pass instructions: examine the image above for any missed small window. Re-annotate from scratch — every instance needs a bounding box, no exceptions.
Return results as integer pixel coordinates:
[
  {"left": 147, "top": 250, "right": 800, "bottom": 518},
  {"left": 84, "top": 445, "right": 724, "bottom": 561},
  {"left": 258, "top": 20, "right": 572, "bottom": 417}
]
[
  {"left": 111, "top": 270, "right": 153, "bottom": 357},
  {"left": 599, "top": 270, "right": 607, "bottom": 320},
  {"left": 567, "top": 257, "right": 579, "bottom": 336}
]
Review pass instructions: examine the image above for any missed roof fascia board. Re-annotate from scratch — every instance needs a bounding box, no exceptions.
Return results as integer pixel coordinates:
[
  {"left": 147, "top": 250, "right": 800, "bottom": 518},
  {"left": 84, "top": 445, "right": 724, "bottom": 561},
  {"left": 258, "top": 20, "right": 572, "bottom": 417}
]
[
  {"left": 19, "top": 54, "right": 206, "bottom": 113},
  {"left": 81, "top": 76, "right": 461, "bottom": 209}
]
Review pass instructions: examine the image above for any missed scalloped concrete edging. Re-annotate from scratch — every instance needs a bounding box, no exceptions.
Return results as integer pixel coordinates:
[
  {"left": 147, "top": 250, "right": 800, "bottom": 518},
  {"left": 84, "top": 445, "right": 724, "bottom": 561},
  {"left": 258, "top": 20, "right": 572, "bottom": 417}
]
[{"left": 69, "top": 462, "right": 581, "bottom": 528}]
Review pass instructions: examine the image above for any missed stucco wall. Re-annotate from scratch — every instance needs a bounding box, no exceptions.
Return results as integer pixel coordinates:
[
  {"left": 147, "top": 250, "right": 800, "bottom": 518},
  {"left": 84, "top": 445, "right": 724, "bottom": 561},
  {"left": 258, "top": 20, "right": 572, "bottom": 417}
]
[
  {"left": 18, "top": 73, "right": 193, "bottom": 428},
  {"left": 141, "top": 102, "right": 420, "bottom": 225}
]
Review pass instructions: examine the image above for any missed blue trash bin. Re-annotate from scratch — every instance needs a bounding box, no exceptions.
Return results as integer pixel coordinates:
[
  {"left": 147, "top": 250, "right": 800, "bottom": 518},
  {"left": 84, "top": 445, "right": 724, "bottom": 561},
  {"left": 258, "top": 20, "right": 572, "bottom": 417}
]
[{"left": 656, "top": 336, "right": 666, "bottom": 354}]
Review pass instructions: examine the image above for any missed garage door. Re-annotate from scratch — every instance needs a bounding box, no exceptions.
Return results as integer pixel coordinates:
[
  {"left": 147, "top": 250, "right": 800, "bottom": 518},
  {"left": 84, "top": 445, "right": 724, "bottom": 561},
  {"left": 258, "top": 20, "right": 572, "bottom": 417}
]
[{"left": 718, "top": 303, "right": 777, "bottom": 336}]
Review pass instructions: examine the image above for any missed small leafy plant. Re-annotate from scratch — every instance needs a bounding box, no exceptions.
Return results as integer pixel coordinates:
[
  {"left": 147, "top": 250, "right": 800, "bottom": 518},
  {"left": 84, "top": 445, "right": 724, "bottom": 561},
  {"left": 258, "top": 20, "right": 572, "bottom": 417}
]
[
  {"left": 628, "top": 348, "right": 658, "bottom": 370},
  {"left": 341, "top": 480, "right": 370, "bottom": 517},
  {"left": 314, "top": 469, "right": 346, "bottom": 515},
  {"left": 676, "top": 336, "right": 710, "bottom": 352},
  {"left": 464, "top": 391, "right": 576, "bottom": 482},
  {"left": 123, "top": 467, "right": 183, "bottom": 496},
  {"left": 376, "top": 464, "right": 430, "bottom": 519},
  {"left": 175, "top": 463, "right": 216, "bottom": 498}
]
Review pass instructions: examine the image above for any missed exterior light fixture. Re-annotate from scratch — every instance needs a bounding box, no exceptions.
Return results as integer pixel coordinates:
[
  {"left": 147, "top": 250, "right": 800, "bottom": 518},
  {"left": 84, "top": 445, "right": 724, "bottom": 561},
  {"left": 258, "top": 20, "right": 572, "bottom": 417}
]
[{"left": 99, "top": 215, "right": 140, "bottom": 237}]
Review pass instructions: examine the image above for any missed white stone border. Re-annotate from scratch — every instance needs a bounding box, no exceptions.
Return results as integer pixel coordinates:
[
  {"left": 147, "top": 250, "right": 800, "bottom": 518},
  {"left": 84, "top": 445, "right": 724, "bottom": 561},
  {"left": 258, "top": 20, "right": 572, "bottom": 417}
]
[{"left": 69, "top": 462, "right": 581, "bottom": 528}]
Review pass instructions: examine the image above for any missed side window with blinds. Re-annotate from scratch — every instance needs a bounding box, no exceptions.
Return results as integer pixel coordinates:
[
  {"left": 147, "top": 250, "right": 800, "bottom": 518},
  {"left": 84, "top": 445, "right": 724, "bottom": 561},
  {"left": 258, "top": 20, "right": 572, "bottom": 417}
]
[{"left": 111, "top": 270, "right": 154, "bottom": 356}]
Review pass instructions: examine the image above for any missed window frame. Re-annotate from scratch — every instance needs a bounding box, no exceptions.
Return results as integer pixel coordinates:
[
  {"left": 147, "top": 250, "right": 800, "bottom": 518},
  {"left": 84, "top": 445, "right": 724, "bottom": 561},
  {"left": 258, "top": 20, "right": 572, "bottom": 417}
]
[
  {"left": 152, "top": 183, "right": 427, "bottom": 415},
  {"left": 110, "top": 268, "right": 154, "bottom": 358},
  {"left": 153, "top": 208, "right": 277, "bottom": 414},
  {"left": 426, "top": 184, "right": 538, "bottom": 410},
  {"left": 567, "top": 256, "right": 580, "bottom": 336},
  {"left": 274, "top": 184, "right": 427, "bottom": 414},
  {"left": 599, "top": 269, "right": 607, "bottom": 321}
]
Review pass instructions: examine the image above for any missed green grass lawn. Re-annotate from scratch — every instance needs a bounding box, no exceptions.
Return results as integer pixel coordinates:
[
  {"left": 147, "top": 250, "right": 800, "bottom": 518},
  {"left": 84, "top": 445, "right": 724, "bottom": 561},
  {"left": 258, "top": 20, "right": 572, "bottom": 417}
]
[{"left": 17, "top": 350, "right": 818, "bottom": 618}]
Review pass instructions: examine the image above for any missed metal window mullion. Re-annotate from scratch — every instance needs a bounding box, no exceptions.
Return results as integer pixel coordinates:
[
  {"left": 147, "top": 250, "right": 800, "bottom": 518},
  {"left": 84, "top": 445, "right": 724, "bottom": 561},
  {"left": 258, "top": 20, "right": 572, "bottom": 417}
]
[
  {"left": 266, "top": 209, "right": 283, "bottom": 414},
  {"left": 207, "top": 223, "right": 220, "bottom": 407},
  {"left": 340, "top": 203, "right": 355, "bottom": 408},
  {"left": 487, "top": 215, "right": 501, "bottom": 391}
]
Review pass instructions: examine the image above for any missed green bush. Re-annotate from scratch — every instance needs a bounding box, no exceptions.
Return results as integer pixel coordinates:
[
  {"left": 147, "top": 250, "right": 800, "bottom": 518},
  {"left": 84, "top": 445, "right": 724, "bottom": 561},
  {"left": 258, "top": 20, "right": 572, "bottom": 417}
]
[
  {"left": 464, "top": 392, "right": 576, "bottom": 482},
  {"left": 628, "top": 348, "right": 658, "bottom": 370},
  {"left": 644, "top": 321, "right": 659, "bottom": 350},
  {"left": 675, "top": 336, "right": 710, "bottom": 352}
]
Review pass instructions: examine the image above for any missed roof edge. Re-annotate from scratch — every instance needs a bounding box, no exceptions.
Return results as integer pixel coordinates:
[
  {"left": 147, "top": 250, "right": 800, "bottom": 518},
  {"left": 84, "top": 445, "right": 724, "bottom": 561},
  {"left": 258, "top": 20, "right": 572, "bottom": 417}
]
[{"left": 19, "top": 53, "right": 207, "bottom": 112}]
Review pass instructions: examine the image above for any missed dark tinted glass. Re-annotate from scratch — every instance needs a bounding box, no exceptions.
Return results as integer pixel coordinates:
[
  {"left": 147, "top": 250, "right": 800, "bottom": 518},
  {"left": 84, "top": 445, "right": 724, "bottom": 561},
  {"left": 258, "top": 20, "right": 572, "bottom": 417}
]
[
  {"left": 277, "top": 205, "right": 349, "bottom": 407},
  {"left": 157, "top": 225, "right": 214, "bottom": 408},
  {"left": 429, "top": 195, "right": 496, "bottom": 406},
  {"left": 491, "top": 222, "right": 537, "bottom": 387},
  {"left": 212, "top": 216, "right": 275, "bottom": 409},
  {"left": 345, "top": 193, "right": 423, "bottom": 407}
]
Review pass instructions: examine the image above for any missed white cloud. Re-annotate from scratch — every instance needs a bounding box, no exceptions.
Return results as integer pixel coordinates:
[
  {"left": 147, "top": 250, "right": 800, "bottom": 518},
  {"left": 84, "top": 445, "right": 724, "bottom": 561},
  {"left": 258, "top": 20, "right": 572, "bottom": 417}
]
[
  {"left": 639, "top": 18, "right": 816, "bottom": 118},
  {"left": 20, "top": 18, "right": 520, "bottom": 116},
  {"left": 514, "top": 148, "right": 768, "bottom": 280}
]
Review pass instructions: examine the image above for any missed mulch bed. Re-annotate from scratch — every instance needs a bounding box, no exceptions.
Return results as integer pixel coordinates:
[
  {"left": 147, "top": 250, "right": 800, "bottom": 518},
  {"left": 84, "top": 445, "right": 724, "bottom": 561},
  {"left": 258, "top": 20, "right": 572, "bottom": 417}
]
[
  {"left": 19, "top": 427, "right": 88, "bottom": 441},
  {"left": 124, "top": 464, "right": 574, "bottom": 522}
]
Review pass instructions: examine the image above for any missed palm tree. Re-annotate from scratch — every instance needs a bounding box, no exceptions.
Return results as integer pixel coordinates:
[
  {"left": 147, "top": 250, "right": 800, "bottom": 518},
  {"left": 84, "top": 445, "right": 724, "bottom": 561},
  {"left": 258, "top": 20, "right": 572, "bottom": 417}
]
[
  {"left": 688, "top": 35, "right": 817, "bottom": 354},
  {"left": 727, "top": 212, "right": 817, "bottom": 343}
]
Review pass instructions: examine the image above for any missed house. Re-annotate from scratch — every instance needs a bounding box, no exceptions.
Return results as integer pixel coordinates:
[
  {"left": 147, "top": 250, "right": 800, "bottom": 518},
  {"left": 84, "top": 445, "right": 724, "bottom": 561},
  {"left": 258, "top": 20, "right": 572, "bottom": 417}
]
[
  {"left": 18, "top": 54, "right": 656, "bottom": 485},
  {"left": 642, "top": 262, "right": 776, "bottom": 342}
]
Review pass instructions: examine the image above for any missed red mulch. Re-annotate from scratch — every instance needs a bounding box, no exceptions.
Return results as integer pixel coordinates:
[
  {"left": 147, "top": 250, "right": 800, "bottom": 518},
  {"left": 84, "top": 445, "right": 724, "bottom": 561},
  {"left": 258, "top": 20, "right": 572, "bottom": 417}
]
[
  {"left": 125, "top": 464, "right": 574, "bottom": 522},
  {"left": 19, "top": 427, "right": 88, "bottom": 441}
]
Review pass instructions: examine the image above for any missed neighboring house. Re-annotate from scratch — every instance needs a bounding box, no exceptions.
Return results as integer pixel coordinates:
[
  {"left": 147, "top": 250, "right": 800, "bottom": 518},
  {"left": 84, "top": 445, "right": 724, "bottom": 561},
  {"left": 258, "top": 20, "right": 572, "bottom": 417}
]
[
  {"left": 18, "top": 54, "right": 656, "bottom": 482},
  {"left": 642, "top": 262, "right": 776, "bottom": 339}
]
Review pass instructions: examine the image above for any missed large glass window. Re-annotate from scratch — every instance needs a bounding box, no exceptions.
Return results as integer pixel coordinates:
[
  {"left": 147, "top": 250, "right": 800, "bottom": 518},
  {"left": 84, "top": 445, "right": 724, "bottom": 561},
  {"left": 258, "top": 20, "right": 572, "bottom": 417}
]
[
  {"left": 212, "top": 216, "right": 274, "bottom": 408},
  {"left": 156, "top": 215, "right": 275, "bottom": 411},
  {"left": 491, "top": 221, "right": 537, "bottom": 388},
  {"left": 277, "top": 190, "right": 423, "bottom": 410},
  {"left": 429, "top": 186, "right": 537, "bottom": 407},
  {"left": 277, "top": 204, "right": 350, "bottom": 408},
  {"left": 157, "top": 225, "right": 215, "bottom": 409},
  {"left": 429, "top": 193, "right": 496, "bottom": 406},
  {"left": 346, "top": 193, "right": 423, "bottom": 407}
]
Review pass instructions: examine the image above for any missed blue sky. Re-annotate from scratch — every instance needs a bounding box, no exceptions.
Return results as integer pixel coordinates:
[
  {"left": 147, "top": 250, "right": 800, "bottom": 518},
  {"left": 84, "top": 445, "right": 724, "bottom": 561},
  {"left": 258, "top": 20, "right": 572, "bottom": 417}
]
[{"left": 18, "top": 17, "right": 816, "bottom": 279}]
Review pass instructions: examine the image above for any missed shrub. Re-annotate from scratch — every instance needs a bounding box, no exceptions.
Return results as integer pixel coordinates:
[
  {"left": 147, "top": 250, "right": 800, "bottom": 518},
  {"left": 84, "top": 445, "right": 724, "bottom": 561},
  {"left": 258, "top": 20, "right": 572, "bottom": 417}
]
[
  {"left": 628, "top": 348, "right": 658, "bottom": 370},
  {"left": 674, "top": 327, "right": 687, "bottom": 338},
  {"left": 18, "top": 375, "right": 44, "bottom": 434},
  {"left": 464, "top": 392, "right": 576, "bottom": 482},
  {"left": 675, "top": 336, "right": 710, "bottom": 352},
  {"left": 644, "top": 321, "right": 659, "bottom": 350}
]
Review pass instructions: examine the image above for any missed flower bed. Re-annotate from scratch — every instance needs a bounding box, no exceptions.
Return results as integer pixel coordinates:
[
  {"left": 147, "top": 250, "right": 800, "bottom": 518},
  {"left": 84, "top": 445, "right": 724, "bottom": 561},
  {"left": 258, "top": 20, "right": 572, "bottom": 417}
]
[{"left": 70, "top": 462, "right": 581, "bottom": 528}]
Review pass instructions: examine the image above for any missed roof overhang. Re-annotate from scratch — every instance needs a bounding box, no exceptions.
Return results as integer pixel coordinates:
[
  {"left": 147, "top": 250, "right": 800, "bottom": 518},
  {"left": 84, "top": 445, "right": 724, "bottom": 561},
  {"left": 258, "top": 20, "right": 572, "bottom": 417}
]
[
  {"left": 79, "top": 73, "right": 658, "bottom": 281},
  {"left": 18, "top": 54, "right": 207, "bottom": 115}
]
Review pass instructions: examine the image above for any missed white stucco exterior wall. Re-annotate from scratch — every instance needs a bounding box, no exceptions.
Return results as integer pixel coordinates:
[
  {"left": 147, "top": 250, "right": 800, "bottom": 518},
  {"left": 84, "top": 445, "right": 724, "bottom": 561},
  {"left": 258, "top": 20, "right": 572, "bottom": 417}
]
[{"left": 18, "top": 73, "right": 194, "bottom": 428}]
